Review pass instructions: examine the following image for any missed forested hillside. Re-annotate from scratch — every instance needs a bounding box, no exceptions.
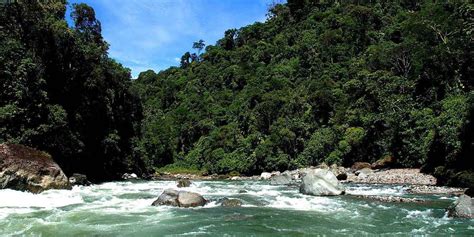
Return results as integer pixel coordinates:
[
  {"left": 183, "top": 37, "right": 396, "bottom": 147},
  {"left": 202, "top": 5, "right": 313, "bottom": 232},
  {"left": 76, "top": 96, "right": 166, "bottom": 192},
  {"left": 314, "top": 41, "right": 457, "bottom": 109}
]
[
  {"left": 133, "top": 1, "right": 473, "bottom": 186},
  {"left": 0, "top": 1, "right": 145, "bottom": 181}
]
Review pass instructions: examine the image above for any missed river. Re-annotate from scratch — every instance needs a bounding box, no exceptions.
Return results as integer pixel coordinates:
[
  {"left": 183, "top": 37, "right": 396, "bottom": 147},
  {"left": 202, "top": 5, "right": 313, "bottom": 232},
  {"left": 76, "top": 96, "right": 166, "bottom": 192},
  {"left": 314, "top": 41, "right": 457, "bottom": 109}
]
[{"left": 0, "top": 180, "right": 472, "bottom": 236}]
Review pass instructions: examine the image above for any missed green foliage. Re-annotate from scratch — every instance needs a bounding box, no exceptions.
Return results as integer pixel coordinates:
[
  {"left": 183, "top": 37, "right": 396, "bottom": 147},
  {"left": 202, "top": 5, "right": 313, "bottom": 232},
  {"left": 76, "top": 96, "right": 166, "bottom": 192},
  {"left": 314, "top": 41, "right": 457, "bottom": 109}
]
[
  {"left": 0, "top": 2, "right": 145, "bottom": 181},
  {"left": 155, "top": 164, "right": 205, "bottom": 176},
  {"left": 1, "top": 1, "right": 464, "bottom": 185},
  {"left": 297, "top": 128, "right": 338, "bottom": 166},
  {"left": 134, "top": 2, "right": 473, "bottom": 181}
]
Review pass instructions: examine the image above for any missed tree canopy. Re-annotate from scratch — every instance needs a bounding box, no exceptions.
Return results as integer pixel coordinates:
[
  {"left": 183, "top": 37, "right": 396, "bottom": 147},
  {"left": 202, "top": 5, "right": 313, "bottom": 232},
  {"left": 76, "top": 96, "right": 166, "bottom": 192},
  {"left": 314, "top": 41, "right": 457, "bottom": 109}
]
[
  {"left": 1, "top": 1, "right": 472, "bottom": 187},
  {"left": 133, "top": 1, "right": 473, "bottom": 186},
  {"left": 0, "top": 1, "right": 145, "bottom": 181}
]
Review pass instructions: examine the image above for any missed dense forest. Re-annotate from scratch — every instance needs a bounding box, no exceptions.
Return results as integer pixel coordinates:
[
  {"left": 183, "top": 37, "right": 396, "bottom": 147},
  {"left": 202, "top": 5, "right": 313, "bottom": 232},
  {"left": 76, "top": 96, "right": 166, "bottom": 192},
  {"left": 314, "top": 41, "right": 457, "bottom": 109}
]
[
  {"left": 0, "top": 1, "right": 145, "bottom": 181},
  {"left": 133, "top": 1, "right": 473, "bottom": 187},
  {"left": 1, "top": 1, "right": 472, "bottom": 187}
]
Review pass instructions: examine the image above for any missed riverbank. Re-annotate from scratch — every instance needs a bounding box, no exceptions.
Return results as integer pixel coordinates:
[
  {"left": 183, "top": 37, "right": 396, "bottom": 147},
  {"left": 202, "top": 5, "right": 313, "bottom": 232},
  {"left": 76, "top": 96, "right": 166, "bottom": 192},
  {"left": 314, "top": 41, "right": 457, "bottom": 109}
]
[{"left": 153, "top": 167, "right": 466, "bottom": 196}]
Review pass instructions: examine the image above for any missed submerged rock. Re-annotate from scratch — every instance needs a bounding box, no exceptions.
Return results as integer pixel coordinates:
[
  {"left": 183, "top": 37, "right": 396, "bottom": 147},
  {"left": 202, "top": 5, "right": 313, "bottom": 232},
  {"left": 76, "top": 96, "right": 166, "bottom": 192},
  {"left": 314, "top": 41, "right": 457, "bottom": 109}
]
[
  {"left": 0, "top": 143, "right": 70, "bottom": 193},
  {"left": 69, "top": 173, "right": 91, "bottom": 186},
  {"left": 300, "top": 169, "right": 345, "bottom": 196},
  {"left": 223, "top": 213, "right": 253, "bottom": 221},
  {"left": 447, "top": 195, "right": 474, "bottom": 218},
  {"left": 219, "top": 198, "right": 243, "bottom": 207},
  {"left": 152, "top": 189, "right": 206, "bottom": 208},
  {"left": 177, "top": 179, "right": 191, "bottom": 188}
]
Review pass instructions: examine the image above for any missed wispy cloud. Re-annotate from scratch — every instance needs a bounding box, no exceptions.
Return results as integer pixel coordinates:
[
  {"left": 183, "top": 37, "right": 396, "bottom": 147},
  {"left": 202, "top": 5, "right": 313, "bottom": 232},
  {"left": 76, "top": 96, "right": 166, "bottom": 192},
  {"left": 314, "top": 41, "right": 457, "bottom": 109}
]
[{"left": 68, "top": 0, "right": 274, "bottom": 78}]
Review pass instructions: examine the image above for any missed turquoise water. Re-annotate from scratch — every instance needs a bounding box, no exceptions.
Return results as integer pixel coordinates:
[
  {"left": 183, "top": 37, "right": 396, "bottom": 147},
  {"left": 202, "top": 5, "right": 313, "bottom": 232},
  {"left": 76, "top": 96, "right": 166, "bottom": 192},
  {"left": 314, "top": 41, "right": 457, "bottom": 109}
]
[{"left": 0, "top": 180, "right": 472, "bottom": 236}]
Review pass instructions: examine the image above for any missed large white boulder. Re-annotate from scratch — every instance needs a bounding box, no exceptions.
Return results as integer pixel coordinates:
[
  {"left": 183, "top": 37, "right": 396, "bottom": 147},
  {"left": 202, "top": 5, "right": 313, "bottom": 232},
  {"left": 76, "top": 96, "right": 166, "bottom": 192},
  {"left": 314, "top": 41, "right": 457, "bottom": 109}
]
[
  {"left": 260, "top": 172, "right": 272, "bottom": 180},
  {"left": 447, "top": 194, "right": 474, "bottom": 218},
  {"left": 299, "top": 169, "right": 345, "bottom": 196}
]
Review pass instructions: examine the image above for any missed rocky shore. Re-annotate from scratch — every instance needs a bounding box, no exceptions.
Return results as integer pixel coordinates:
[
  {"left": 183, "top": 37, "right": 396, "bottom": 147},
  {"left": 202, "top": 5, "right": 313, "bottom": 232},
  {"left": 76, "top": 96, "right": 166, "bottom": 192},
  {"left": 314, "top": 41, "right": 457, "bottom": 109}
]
[
  {"left": 345, "top": 168, "right": 437, "bottom": 185},
  {"left": 152, "top": 165, "right": 467, "bottom": 197},
  {"left": 351, "top": 195, "right": 426, "bottom": 203},
  {"left": 406, "top": 185, "right": 465, "bottom": 196}
]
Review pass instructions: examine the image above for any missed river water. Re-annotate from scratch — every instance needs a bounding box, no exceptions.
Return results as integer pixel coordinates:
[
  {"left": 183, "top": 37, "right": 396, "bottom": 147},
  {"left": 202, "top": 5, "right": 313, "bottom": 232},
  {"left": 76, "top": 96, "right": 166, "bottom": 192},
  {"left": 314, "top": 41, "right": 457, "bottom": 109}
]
[{"left": 0, "top": 180, "right": 472, "bottom": 236}]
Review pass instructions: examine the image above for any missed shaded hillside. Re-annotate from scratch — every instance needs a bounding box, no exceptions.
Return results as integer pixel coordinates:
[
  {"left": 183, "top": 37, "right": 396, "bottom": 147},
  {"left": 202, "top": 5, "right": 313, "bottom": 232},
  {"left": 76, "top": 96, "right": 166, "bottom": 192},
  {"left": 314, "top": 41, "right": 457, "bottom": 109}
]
[{"left": 0, "top": 1, "right": 145, "bottom": 181}]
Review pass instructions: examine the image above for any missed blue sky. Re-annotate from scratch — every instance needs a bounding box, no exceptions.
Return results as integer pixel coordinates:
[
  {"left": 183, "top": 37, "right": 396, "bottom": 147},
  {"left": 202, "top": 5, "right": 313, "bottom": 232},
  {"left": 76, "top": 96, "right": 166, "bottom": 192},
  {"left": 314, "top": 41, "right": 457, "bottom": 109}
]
[{"left": 67, "top": 0, "right": 278, "bottom": 78}]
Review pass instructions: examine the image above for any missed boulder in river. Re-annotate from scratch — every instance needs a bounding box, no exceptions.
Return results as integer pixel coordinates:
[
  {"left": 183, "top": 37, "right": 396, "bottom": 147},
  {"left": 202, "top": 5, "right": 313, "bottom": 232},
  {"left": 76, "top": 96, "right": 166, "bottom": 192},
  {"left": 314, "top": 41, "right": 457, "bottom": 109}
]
[
  {"left": 330, "top": 164, "right": 348, "bottom": 181},
  {"left": 152, "top": 189, "right": 207, "bottom": 208},
  {"left": 260, "top": 172, "right": 272, "bottom": 180},
  {"left": 270, "top": 172, "right": 292, "bottom": 185},
  {"left": 177, "top": 179, "right": 191, "bottom": 188},
  {"left": 351, "top": 162, "right": 372, "bottom": 171},
  {"left": 122, "top": 173, "right": 138, "bottom": 180},
  {"left": 0, "top": 143, "right": 71, "bottom": 193},
  {"left": 447, "top": 194, "right": 474, "bottom": 218},
  {"left": 69, "top": 173, "right": 91, "bottom": 186},
  {"left": 219, "top": 198, "right": 243, "bottom": 207},
  {"left": 178, "top": 191, "right": 207, "bottom": 207},
  {"left": 300, "top": 169, "right": 345, "bottom": 196},
  {"left": 336, "top": 173, "right": 348, "bottom": 181},
  {"left": 152, "top": 189, "right": 180, "bottom": 206}
]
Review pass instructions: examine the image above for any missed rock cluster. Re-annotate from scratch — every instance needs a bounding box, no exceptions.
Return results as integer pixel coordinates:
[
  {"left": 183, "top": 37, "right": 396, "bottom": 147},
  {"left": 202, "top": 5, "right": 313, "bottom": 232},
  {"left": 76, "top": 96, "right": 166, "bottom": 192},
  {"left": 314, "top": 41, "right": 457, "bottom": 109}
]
[
  {"left": 406, "top": 185, "right": 465, "bottom": 195},
  {"left": 122, "top": 173, "right": 139, "bottom": 180},
  {"left": 353, "top": 195, "right": 425, "bottom": 203},
  {"left": 347, "top": 169, "right": 437, "bottom": 185},
  {"left": 330, "top": 164, "right": 348, "bottom": 180},
  {"left": 152, "top": 189, "right": 207, "bottom": 208},
  {"left": 0, "top": 143, "right": 70, "bottom": 193},
  {"left": 177, "top": 179, "right": 192, "bottom": 188}
]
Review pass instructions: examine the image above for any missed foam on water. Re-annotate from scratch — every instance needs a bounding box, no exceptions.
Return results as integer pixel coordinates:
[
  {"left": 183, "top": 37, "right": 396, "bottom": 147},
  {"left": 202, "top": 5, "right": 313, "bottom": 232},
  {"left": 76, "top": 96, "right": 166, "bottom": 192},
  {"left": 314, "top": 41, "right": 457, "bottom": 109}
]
[
  {"left": 345, "top": 184, "right": 407, "bottom": 196},
  {"left": 0, "top": 188, "right": 84, "bottom": 208},
  {"left": 268, "top": 194, "right": 342, "bottom": 212},
  {"left": 0, "top": 180, "right": 472, "bottom": 236},
  {"left": 406, "top": 209, "right": 433, "bottom": 219}
]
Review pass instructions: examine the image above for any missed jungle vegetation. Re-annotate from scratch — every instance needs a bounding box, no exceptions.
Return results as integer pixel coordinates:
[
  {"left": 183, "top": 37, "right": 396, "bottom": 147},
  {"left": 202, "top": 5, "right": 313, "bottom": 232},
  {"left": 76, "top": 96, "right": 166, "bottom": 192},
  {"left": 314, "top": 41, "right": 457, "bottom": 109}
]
[{"left": 1, "top": 1, "right": 472, "bottom": 186}]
